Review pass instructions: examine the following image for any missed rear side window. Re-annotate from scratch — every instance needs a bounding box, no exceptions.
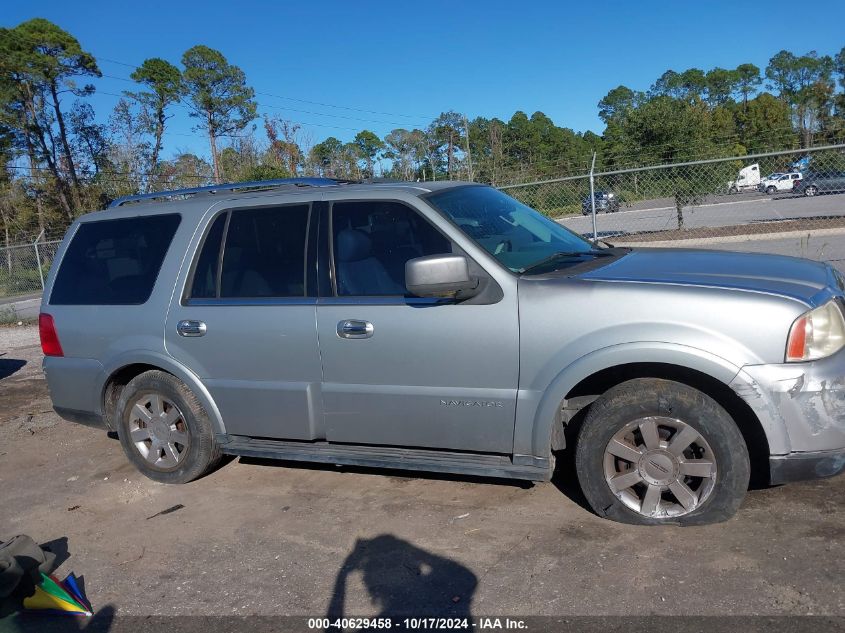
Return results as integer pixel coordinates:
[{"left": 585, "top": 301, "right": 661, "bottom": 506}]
[
  {"left": 189, "top": 213, "right": 227, "bottom": 299},
  {"left": 187, "top": 205, "right": 310, "bottom": 300},
  {"left": 50, "top": 214, "right": 181, "bottom": 305}
]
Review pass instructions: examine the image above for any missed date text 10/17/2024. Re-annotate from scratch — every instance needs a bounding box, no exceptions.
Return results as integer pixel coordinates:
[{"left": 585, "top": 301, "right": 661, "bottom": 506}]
[{"left": 307, "top": 617, "right": 528, "bottom": 630}]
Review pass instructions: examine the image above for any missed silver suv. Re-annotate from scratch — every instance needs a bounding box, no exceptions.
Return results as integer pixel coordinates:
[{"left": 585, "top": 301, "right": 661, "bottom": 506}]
[{"left": 40, "top": 179, "right": 845, "bottom": 525}]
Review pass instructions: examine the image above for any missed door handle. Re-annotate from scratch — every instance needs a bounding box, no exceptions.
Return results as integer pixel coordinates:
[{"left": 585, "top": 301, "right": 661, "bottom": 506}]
[
  {"left": 337, "top": 319, "right": 373, "bottom": 339},
  {"left": 177, "top": 320, "right": 207, "bottom": 337}
]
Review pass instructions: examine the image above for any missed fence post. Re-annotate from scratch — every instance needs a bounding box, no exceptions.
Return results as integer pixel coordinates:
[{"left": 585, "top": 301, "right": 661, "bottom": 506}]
[
  {"left": 33, "top": 229, "right": 45, "bottom": 291},
  {"left": 589, "top": 152, "right": 598, "bottom": 242}
]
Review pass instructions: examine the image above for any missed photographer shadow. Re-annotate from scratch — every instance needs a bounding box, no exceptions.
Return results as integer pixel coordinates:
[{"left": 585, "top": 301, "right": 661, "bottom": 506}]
[{"left": 326, "top": 534, "right": 476, "bottom": 623}]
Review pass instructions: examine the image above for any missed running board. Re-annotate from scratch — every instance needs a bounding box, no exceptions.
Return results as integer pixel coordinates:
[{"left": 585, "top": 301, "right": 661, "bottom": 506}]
[{"left": 218, "top": 435, "right": 551, "bottom": 481}]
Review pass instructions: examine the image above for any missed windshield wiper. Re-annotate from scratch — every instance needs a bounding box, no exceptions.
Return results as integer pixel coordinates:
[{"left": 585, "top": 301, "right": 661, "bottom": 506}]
[{"left": 519, "top": 250, "right": 613, "bottom": 274}]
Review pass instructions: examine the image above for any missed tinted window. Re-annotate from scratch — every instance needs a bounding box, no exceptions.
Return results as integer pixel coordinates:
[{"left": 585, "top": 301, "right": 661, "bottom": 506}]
[
  {"left": 332, "top": 201, "right": 451, "bottom": 296},
  {"left": 50, "top": 214, "right": 180, "bottom": 305},
  {"left": 220, "top": 205, "right": 309, "bottom": 298},
  {"left": 189, "top": 213, "right": 227, "bottom": 299}
]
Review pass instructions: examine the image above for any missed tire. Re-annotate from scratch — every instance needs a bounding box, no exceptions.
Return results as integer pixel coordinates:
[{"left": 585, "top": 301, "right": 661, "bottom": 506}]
[
  {"left": 728, "top": 186, "right": 738, "bottom": 195},
  {"left": 115, "top": 370, "right": 222, "bottom": 484},
  {"left": 804, "top": 185, "right": 818, "bottom": 197},
  {"left": 766, "top": 186, "right": 776, "bottom": 195},
  {"left": 574, "top": 378, "right": 750, "bottom": 526}
]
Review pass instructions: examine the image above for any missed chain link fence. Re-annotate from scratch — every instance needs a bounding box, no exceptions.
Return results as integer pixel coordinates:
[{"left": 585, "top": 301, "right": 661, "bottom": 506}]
[
  {"left": 0, "top": 239, "right": 61, "bottom": 299},
  {"left": 501, "top": 144, "right": 845, "bottom": 268},
  {"left": 2, "top": 143, "right": 845, "bottom": 299}
]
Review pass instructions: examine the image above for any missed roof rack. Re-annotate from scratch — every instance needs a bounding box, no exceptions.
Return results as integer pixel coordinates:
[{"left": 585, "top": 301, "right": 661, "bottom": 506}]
[{"left": 108, "top": 177, "right": 348, "bottom": 208}]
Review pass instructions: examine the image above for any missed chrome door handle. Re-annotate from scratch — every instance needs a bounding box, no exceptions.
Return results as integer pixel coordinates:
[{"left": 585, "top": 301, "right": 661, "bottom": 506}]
[
  {"left": 177, "top": 320, "right": 207, "bottom": 337},
  {"left": 337, "top": 319, "right": 373, "bottom": 339}
]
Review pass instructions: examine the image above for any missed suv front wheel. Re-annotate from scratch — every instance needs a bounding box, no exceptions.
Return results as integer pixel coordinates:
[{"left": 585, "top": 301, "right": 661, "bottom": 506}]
[
  {"left": 574, "top": 378, "right": 749, "bottom": 525},
  {"left": 115, "top": 370, "right": 222, "bottom": 484}
]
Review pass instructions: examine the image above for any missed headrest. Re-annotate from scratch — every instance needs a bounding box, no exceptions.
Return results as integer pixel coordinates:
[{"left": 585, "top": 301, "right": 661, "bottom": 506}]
[{"left": 336, "top": 229, "right": 372, "bottom": 262}]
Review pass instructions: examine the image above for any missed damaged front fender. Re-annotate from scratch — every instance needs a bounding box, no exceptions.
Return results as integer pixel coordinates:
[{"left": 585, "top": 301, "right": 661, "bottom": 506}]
[{"left": 732, "top": 350, "right": 845, "bottom": 454}]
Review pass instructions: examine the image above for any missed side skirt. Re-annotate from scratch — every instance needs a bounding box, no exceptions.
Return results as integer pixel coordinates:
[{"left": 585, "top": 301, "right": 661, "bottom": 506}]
[{"left": 218, "top": 435, "right": 551, "bottom": 482}]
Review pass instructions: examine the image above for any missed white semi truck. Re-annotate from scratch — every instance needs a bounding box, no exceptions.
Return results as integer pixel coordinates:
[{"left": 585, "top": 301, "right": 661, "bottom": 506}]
[{"left": 727, "top": 163, "right": 761, "bottom": 194}]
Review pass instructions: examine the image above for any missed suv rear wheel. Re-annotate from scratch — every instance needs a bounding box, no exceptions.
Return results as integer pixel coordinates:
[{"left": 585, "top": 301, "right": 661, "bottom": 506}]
[
  {"left": 574, "top": 378, "right": 749, "bottom": 525},
  {"left": 115, "top": 370, "right": 222, "bottom": 484}
]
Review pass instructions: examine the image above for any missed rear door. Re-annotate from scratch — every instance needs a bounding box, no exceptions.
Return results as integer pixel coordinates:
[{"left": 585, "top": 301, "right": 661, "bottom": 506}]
[
  {"left": 165, "top": 200, "right": 323, "bottom": 440},
  {"left": 314, "top": 197, "right": 520, "bottom": 453}
]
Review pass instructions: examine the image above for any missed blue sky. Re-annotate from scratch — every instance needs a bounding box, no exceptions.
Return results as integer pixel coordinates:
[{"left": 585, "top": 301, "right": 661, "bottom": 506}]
[{"left": 5, "top": 0, "right": 844, "bottom": 159}]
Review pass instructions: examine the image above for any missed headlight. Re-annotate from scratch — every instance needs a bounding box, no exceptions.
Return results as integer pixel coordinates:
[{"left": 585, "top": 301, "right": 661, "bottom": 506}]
[{"left": 785, "top": 300, "right": 845, "bottom": 362}]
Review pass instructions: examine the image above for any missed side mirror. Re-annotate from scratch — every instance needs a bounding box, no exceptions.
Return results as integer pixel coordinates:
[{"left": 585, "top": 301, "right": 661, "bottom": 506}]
[{"left": 405, "top": 254, "right": 478, "bottom": 298}]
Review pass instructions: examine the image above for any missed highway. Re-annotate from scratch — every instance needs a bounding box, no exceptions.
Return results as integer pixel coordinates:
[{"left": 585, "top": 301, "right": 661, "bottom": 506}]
[{"left": 559, "top": 191, "right": 845, "bottom": 238}]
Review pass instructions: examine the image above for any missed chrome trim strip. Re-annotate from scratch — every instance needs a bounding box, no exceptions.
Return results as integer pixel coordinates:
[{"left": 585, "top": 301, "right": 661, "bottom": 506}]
[
  {"left": 185, "top": 297, "right": 316, "bottom": 307},
  {"left": 317, "top": 296, "right": 452, "bottom": 306}
]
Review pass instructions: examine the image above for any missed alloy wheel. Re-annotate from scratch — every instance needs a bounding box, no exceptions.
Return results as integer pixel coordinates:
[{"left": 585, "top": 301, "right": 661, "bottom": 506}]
[
  {"left": 127, "top": 393, "right": 191, "bottom": 470},
  {"left": 603, "top": 416, "right": 717, "bottom": 518}
]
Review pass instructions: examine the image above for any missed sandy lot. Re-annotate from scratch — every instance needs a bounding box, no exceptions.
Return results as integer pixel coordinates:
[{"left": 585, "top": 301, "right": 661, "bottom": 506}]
[{"left": 1, "top": 324, "right": 844, "bottom": 623}]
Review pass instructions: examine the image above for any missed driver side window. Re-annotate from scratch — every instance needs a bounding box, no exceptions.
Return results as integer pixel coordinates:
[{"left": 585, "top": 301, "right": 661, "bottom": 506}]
[{"left": 331, "top": 201, "right": 451, "bottom": 296}]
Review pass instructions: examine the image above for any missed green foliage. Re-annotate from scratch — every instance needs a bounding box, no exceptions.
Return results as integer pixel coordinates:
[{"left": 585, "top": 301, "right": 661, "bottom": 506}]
[
  {"left": 429, "top": 112, "right": 466, "bottom": 178},
  {"left": 182, "top": 45, "right": 256, "bottom": 133},
  {"left": 239, "top": 163, "right": 291, "bottom": 182},
  {"left": 0, "top": 18, "right": 102, "bottom": 220},
  {"left": 130, "top": 58, "right": 184, "bottom": 107},
  {"left": 127, "top": 58, "right": 185, "bottom": 189},
  {"left": 0, "top": 304, "right": 18, "bottom": 324},
  {"left": 182, "top": 45, "right": 257, "bottom": 182},
  {"left": 353, "top": 130, "right": 385, "bottom": 177},
  {"left": 9, "top": 18, "right": 101, "bottom": 90},
  {"left": 735, "top": 63, "right": 762, "bottom": 104},
  {"left": 383, "top": 129, "right": 424, "bottom": 180}
]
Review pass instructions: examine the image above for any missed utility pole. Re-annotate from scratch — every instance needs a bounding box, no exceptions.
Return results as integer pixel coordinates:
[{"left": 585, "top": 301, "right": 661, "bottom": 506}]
[
  {"left": 589, "top": 152, "right": 598, "bottom": 242},
  {"left": 463, "top": 115, "right": 474, "bottom": 182}
]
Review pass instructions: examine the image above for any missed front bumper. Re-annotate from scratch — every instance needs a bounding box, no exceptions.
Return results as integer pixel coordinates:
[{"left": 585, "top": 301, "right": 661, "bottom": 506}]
[
  {"left": 731, "top": 348, "right": 845, "bottom": 483},
  {"left": 769, "top": 448, "right": 845, "bottom": 484}
]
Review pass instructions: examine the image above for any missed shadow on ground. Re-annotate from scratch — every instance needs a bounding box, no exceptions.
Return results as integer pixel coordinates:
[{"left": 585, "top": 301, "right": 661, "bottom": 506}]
[
  {"left": 0, "top": 359, "right": 26, "bottom": 381},
  {"left": 326, "top": 534, "right": 476, "bottom": 620}
]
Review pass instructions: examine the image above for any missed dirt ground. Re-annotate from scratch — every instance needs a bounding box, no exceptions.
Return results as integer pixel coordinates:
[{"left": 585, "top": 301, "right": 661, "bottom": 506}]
[{"left": 1, "top": 324, "right": 844, "bottom": 621}]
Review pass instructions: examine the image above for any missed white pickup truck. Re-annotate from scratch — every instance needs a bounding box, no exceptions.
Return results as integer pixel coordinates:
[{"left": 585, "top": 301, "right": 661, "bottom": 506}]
[{"left": 759, "top": 172, "right": 802, "bottom": 194}]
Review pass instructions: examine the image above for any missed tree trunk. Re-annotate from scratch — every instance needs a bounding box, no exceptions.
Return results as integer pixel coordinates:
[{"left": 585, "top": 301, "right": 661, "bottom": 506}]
[
  {"left": 22, "top": 88, "right": 74, "bottom": 220},
  {"left": 148, "top": 107, "right": 166, "bottom": 193},
  {"left": 22, "top": 121, "right": 46, "bottom": 235},
  {"left": 209, "top": 132, "right": 220, "bottom": 183},
  {"left": 0, "top": 203, "right": 11, "bottom": 275},
  {"left": 31, "top": 124, "right": 74, "bottom": 220},
  {"left": 49, "top": 82, "right": 81, "bottom": 199},
  {"left": 207, "top": 109, "right": 221, "bottom": 184}
]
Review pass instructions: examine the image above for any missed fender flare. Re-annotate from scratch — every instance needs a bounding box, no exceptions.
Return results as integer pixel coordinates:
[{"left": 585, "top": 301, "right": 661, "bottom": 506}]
[
  {"left": 518, "top": 342, "right": 744, "bottom": 458},
  {"left": 96, "top": 350, "right": 226, "bottom": 434}
]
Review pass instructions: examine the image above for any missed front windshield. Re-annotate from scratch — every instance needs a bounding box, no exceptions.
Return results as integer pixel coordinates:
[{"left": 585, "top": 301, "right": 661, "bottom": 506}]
[{"left": 426, "top": 185, "right": 595, "bottom": 272}]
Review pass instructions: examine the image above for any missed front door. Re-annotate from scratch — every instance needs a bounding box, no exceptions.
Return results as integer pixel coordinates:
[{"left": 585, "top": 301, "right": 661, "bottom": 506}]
[
  {"left": 315, "top": 199, "right": 519, "bottom": 453},
  {"left": 165, "top": 201, "right": 323, "bottom": 440}
]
